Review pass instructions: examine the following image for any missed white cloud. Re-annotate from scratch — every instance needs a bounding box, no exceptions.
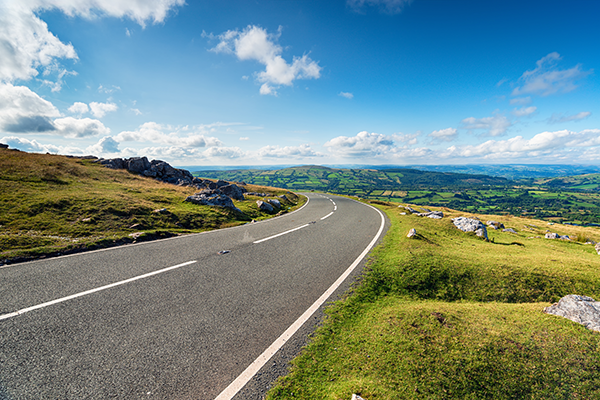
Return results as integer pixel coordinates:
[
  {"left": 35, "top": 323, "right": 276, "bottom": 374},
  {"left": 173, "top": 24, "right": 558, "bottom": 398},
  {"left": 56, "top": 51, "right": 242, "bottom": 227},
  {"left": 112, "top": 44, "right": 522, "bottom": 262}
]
[
  {"left": 0, "top": 83, "right": 60, "bottom": 133},
  {"left": 209, "top": 25, "right": 321, "bottom": 95},
  {"left": 549, "top": 111, "right": 592, "bottom": 124},
  {"left": 512, "top": 52, "right": 592, "bottom": 97},
  {"left": 257, "top": 144, "right": 322, "bottom": 158},
  {"left": 460, "top": 114, "right": 511, "bottom": 137},
  {"left": 324, "top": 131, "right": 395, "bottom": 158},
  {"left": 131, "top": 108, "right": 142, "bottom": 115},
  {"left": 114, "top": 122, "right": 223, "bottom": 148},
  {"left": 86, "top": 136, "right": 120, "bottom": 154},
  {"left": 89, "top": 101, "right": 118, "bottom": 118},
  {"left": 339, "top": 92, "right": 354, "bottom": 99},
  {"left": 512, "top": 106, "right": 537, "bottom": 117},
  {"left": 0, "top": 135, "right": 84, "bottom": 154},
  {"left": 53, "top": 117, "right": 111, "bottom": 138},
  {"left": 428, "top": 128, "right": 457, "bottom": 142},
  {"left": 239, "top": 137, "right": 249, "bottom": 141},
  {"left": 347, "top": 0, "right": 413, "bottom": 14},
  {"left": 68, "top": 102, "right": 89, "bottom": 115},
  {"left": 392, "top": 132, "right": 420, "bottom": 146},
  {"left": 509, "top": 97, "right": 531, "bottom": 106},
  {"left": 98, "top": 84, "right": 121, "bottom": 94}
]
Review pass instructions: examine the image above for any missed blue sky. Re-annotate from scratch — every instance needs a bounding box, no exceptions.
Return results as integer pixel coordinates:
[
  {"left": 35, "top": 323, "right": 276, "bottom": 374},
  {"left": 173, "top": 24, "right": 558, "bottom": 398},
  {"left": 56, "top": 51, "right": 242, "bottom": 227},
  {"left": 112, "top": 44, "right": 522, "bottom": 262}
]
[{"left": 1, "top": 0, "right": 599, "bottom": 166}]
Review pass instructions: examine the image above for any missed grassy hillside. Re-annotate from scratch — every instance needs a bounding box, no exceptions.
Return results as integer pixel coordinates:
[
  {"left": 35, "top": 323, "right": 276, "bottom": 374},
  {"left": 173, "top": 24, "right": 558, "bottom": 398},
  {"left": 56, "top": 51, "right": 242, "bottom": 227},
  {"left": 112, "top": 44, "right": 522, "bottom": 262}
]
[
  {"left": 267, "top": 201, "right": 600, "bottom": 399},
  {"left": 0, "top": 149, "right": 303, "bottom": 264}
]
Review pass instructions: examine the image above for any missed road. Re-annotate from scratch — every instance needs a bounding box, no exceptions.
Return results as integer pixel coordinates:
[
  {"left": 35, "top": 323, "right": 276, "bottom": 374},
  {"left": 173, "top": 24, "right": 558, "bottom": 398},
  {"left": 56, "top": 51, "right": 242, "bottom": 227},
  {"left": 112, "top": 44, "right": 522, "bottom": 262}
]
[{"left": 0, "top": 193, "right": 387, "bottom": 399}]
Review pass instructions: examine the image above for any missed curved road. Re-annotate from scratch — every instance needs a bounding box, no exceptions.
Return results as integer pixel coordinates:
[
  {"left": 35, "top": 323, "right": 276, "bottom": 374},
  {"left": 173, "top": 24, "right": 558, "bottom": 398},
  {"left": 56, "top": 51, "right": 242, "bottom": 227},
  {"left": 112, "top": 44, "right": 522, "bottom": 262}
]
[{"left": 0, "top": 193, "right": 387, "bottom": 399}]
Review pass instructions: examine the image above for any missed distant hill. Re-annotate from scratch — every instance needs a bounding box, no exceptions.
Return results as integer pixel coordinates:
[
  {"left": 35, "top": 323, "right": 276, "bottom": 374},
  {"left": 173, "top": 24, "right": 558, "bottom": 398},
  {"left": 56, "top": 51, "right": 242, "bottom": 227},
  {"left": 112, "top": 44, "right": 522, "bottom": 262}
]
[{"left": 195, "top": 165, "right": 510, "bottom": 195}]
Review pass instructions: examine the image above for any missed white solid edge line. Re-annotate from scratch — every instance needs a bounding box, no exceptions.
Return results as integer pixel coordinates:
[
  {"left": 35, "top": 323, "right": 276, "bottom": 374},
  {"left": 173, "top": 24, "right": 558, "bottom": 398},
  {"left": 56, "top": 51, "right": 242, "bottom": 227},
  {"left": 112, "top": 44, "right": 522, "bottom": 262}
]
[
  {"left": 0, "top": 260, "right": 197, "bottom": 321},
  {"left": 320, "top": 212, "right": 334, "bottom": 220},
  {"left": 214, "top": 201, "right": 386, "bottom": 400},
  {"left": 252, "top": 224, "right": 310, "bottom": 244}
]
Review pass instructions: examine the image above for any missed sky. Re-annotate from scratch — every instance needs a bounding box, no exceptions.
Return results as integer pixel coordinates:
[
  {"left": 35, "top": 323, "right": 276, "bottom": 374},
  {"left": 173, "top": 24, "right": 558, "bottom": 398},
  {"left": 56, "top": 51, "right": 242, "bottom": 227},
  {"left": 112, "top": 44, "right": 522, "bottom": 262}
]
[{"left": 1, "top": 0, "right": 599, "bottom": 167}]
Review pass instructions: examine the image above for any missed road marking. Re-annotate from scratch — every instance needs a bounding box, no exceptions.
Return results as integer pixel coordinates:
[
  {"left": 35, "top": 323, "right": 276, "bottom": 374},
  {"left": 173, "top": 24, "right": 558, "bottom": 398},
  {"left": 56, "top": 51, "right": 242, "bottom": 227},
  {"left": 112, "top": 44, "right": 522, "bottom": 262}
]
[
  {"left": 320, "top": 212, "right": 334, "bottom": 220},
  {"left": 215, "top": 200, "right": 386, "bottom": 400},
  {"left": 0, "top": 261, "right": 197, "bottom": 321},
  {"left": 252, "top": 224, "right": 310, "bottom": 244}
]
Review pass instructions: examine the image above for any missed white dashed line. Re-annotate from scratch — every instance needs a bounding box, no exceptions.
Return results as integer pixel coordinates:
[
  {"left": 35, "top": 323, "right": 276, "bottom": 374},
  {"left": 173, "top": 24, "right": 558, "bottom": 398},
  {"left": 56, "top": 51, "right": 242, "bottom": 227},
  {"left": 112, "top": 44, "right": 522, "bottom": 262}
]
[
  {"left": 0, "top": 261, "right": 197, "bottom": 321},
  {"left": 252, "top": 224, "right": 311, "bottom": 244},
  {"left": 320, "top": 212, "right": 334, "bottom": 220}
]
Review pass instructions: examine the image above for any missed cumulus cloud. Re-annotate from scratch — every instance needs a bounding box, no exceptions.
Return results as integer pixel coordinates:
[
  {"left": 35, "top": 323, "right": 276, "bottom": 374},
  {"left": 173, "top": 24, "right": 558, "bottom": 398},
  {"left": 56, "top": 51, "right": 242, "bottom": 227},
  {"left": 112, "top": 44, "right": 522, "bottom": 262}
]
[
  {"left": 114, "top": 122, "right": 223, "bottom": 148},
  {"left": 53, "top": 117, "right": 110, "bottom": 138},
  {"left": 257, "top": 144, "right": 322, "bottom": 158},
  {"left": 512, "top": 106, "right": 537, "bottom": 117},
  {"left": 347, "top": 0, "right": 413, "bottom": 14},
  {"left": 86, "top": 136, "right": 120, "bottom": 154},
  {"left": 0, "top": 0, "right": 184, "bottom": 84},
  {"left": 0, "top": 83, "right": 60, "bottom": 132},
  {"left": 512, "top": 52, "right": 592, "bottom": 97},
  {"left": 549, "top": 111, "right": 592, "bottom": 124},
  {"left": 510, "top": 97, "right": 531, "bottom": 106},
  {"left": 339, "top": 92, "right": 354, "bottom": 99},
  {"left": 0, "top": 135, "right": 85, "bottom": 154},
  {"left": 208, "top": 25, "right": 321, "bottom": 95},
  {"left": 460, "top": 114, "right": 511, "bottom": 137},
  {"left": 89, "top": 102, "right": 118, "bottom": 118},
  {"left": 428, "top": 128, "right": 457, "bottom": 142},
  {"left": 68, "top": 102, "right": 89, "bottom": 115},
  {"left": 324, "top": 131, "right": 395, "bottom": 158},
  {"left": 392, "top": 132, "right": 420, "bottom": 146}
]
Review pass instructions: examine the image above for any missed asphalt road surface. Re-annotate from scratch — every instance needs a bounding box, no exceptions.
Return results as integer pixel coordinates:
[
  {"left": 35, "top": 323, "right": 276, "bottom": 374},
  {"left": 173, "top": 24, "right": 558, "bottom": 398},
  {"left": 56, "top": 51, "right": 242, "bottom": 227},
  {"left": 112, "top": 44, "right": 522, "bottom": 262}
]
[{"left": 0, "top": 193, "right": 387, "bottom": 399}]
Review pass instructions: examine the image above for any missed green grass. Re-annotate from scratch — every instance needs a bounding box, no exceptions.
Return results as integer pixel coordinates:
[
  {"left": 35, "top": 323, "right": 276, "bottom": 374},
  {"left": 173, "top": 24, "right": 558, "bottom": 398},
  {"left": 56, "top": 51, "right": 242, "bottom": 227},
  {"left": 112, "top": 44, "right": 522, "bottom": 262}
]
[
  {"left": 266, "top": 202, "right": 600, "bottom": 399},
  {"left": 0, "top": 149, "right": 305, "bottom": 262}
]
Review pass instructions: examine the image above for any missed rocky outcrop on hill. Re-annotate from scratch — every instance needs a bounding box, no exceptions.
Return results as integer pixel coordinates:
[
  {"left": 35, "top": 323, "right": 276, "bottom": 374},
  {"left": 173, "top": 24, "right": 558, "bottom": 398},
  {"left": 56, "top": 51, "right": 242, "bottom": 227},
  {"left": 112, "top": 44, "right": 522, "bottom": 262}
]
[
  {"left": 544, "top": 295, "right": 600, "bottom": 332},
  {"left": 486, "top": 220, "right": 505, "bottom": 230},
  {"left": 257, "top": 200, "right": 274, "bottom": 213},
  {"left": 545, "top": 232, "right": 570, "bottom": 240},
  {"left": 452, "top": 217, "right": 488, "bottom": 239},
  {"left": 97, "top": 156, "right": 248, "bottom": 209},
  {"left": 418, "top": 211, "right": 444, "bottom": 219}
]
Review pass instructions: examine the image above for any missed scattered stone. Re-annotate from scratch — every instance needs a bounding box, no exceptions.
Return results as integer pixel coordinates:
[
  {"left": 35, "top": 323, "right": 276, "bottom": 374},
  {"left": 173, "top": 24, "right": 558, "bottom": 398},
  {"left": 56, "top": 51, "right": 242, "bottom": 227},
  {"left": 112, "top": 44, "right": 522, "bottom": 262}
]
[
  {"left": 585, "top": 240, "right": 597, "bottom": 245},
  {"left": 407, "top": 228, "right": 417, "bottom": 238},
  {"left": 278, "top": 194, "right": 288, "bottom": 201},
  {"left": 129, "top": 232, "right": 145, "bottom": 239},
  {"left": 352, "top": 395, "right": 367, "bottom": 400},
  {"left": 452, "top": 217, "right": 488, "bottom": 240},
  {"left": 153, "top": 208, "right": 167, "bottom": 213},
  {"left": 487, "top": 220, "right": 505, "bottom": 230},
  {"left": 128, "top": 223, "right": 142, "bottom": 229},
  {"left": 545, "top": 232, "right": 570, "bottom": 240},
  {"left": 503, "top": 228, "right": 517, "bottom": 233},
  {"left": 218, "top": 250, "right": 230, "bottom": 255},
  {"left": 399, "top": 212, "right": 407, "bottom": 215},
  {"left": 257, "top": 200, "right": 274, "bottom": 213},
  {"left": 595, "top": 242, "right": 600, "bottom": 255},
  {"left": 417, "top": 211, "right": 443, "bottom": 219},
  {"left": 420, "top": 208, "right": 432, "bottom": 213},
  {"left": 81, "top": 217, "right": 92, "bottom": 222},
  {"left": 219, "top": 184, "right": 245, "bottom": 200},
  {"left": 544, "top": 294, "right": 600, "bottom": 332}
]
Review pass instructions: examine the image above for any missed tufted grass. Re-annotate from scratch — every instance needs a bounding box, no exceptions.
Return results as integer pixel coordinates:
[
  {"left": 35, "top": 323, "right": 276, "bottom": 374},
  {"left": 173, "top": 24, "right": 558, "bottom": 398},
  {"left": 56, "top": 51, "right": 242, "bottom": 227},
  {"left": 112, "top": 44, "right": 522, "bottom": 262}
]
[
  {"left": 266, "top": 201, "right": 600, "bottom": 399},
  {"left": 0, "top": 149, "right": 304, "bottom": 263}
]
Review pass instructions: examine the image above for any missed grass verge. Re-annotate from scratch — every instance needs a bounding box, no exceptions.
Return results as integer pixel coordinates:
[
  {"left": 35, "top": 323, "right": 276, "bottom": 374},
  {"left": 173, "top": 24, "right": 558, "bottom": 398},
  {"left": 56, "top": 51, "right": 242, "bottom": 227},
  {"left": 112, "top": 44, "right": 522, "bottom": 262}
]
[{"left": 266, "top": 202, "right": 600, "bottom": 399}]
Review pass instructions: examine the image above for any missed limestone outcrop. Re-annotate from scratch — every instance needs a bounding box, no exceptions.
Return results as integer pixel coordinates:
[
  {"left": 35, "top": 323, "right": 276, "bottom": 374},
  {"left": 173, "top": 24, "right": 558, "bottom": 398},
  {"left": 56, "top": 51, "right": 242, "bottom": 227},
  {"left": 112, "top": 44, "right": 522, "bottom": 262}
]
[
  {"left": 452, "top": 217, "right": 488, "bottom": 239},
  {"left": 544, "top": 295, "right": 600, "bottom": 332}
]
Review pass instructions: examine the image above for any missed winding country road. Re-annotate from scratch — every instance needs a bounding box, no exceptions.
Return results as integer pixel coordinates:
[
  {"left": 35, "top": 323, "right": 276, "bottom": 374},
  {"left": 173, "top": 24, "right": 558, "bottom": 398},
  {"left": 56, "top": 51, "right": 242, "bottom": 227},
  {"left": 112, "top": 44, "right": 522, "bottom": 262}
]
[{"left": 0, "top": 193, "right": 387, "bottom": 399}]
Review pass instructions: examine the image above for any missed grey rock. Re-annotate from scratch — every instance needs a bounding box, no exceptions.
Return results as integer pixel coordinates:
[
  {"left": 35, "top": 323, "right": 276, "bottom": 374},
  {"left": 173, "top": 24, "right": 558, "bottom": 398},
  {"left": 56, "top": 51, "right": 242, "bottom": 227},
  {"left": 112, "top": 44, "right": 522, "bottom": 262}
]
[
  {"left": 418, "top": 211, "right": 443, "bottom": 219},
  {"left": 268, "top": 198, "right": 281, "bottom": 208},
  {"left": 595, "top": 242, "right": 600, "bottom": 255},
  {"left": 452, "top": 217, "right": 488, "bottom": 240},
  {"left": 278, "top": 194, "right": 289, "bottom": 201},
  {"left": 257, "top": 200, "right": 274, "bottom": 213},
  {"left": 503, "top": 228, "right": 518, "bottom": 233},
  {"left": 126, "top": 156, "right": 151, "bottom": 173},
  {"left": 220, "top": 184, "right": 245, "bottom": 201},
  {"left": 545, "top": 232, "right": 570, "bottom": 240},
  {"left": 407, "top": 228, "right": 417, "bottom": 238},
  {"left": 185, "top": 192, "right": 241, "bottom": 212},
  {"left": 352, "top": 395, "right": 367, "bottom": 400},
  {"left": 487, "top": 220, "right": 505, "bottom": 229},
  {"left": 129, "top": 232, "right": 145, "bottom": 239},
  {"left": 544, "top": 295, "right": 600, "bottom": 332},
  {"left": 0, "top": 143, "right": 8, "bottom": 149},
  {"left": 153, "top": 208, "right": 167, "bottom": 213}
]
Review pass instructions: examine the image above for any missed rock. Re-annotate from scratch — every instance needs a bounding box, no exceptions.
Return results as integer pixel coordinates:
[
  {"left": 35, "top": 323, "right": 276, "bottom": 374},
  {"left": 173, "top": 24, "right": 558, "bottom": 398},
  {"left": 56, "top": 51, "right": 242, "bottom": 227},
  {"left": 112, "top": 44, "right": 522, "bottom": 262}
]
[
  {"left": 503, "top": 228, "right": 517, "bottom": 233},
  {"left": 545, "top": 232, "right": 570, "bottom": 240},
  {"left": 418, "top": 211, "right": 443, "bottom": 219},
  {"left": 126, "top": 156, "right": 151, "bottom": 173},
  {"left": 544, "top": 295, "right": 600, "bottom": 332},
  {"left": 399, "top": 212, "right": 407, "bottom": 215},
  {"left": 278, "top": 194, "right": 288, "bottom": 201},
  {"left": 487, "top": 220, "right": 505, "bottom": 230},
  {"left": 0, "top": 143, "right": 8, "bottom": 149},
  {"left": 257, "top": 200, "right": 274, "bottom": 213},
  {"left": 452, "top": 217, "right": 488, "bottom": 240},
  {"left": 128, "top": 223, "right": 142, "bottom": 229},
  {"left": 185, "top": 192, "right": 241, "bottom": 212},
  {"left": 220, "top": 184, "right": 245, "bottom": 201},
  {"left": 352, "top": 395, "right": 367, "bottom": 400},
  {"left": 595, "top": 242, "right": 600, "bottom": 255},
  {"left": 407, "top": 228, "right": 417, "bottom": 238},
  {"left": 153, "top": 208, "right": 167, "bottom": 213},
  {"left": 268, "top": 198, "right": 281, "bottom": 208},
  {"left": 129, "top": 232, "right": 145, "bottom": 239}
]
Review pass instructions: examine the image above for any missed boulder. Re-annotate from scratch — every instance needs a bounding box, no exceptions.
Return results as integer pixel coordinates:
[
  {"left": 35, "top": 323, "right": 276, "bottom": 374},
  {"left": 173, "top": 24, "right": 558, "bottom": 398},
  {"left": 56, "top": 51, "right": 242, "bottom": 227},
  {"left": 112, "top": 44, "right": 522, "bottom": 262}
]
[
  {"left": 268, "top": 198, "right": 281, "bottom": 208},
  {"left": 503, "top": 228, "right": 517, "bottom": 233},
  {"left": 407, "top": 228, "right": 417, "bottom": 238},
  {"left": 126, "top": 156, "right": 151, "bottom": 173},
  {"left": 545, "top": 232, "right": 570, "bottom": 240},
  {"left": 0, "top": 143, "right": 8, "bottom": 149},
  {"left": 185, "top": 191, "right": 241, "bottom": 212},
  {"left": 257, "top": 200, "right": 274, "bottom": 213},
  {"left": 418, "top": 211, "right": 443, "bottom": 219},
  {"left": 544, "top": 295, "right": 600, "bottom": 332},
  {"left": 595, "top": 242, "right": 600, "bottom": 255},
  {"left": 220, "top": 184, "right": 245, "bottom": 201},
  {"left": 452, "top": 217, "right": 488, "bottom": 239}
]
